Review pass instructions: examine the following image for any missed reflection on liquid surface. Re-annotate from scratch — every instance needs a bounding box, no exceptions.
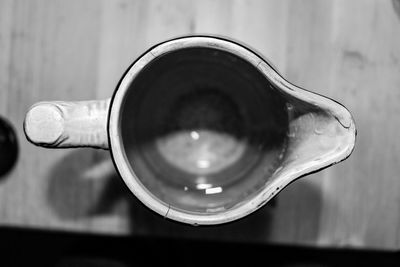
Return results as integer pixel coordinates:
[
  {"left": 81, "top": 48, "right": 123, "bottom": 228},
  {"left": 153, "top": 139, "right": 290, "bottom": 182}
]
[{"left": 157, "top": 129, "right": 246, "bottom": 176}]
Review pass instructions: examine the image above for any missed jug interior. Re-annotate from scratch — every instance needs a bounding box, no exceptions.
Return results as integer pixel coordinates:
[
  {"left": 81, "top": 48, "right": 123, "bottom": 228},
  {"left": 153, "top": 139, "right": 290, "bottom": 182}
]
[{"left": 120, "top": 47, "right": 296, "bottom": 214}]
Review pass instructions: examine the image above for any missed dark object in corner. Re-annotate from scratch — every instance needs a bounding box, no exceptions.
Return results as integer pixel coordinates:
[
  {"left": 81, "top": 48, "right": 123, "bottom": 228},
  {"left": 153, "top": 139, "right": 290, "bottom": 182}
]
[{"left": 0, "top": 116, "right": 18, "bottom": 177}]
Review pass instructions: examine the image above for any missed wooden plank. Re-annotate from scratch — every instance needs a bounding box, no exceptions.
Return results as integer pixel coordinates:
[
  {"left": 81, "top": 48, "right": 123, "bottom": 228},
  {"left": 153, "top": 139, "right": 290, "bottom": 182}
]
[
  {"left": 0, "top": 0, "right": 400, "bottom": 250},
  {"left": 0, "top": 0, "right": 114, "bottom": 232},
  {"left": 0, "top": 0, "right": 13, "bottom": 115},
  {"left": 317, "top": 0, "right": 400, "bottom": 249}
]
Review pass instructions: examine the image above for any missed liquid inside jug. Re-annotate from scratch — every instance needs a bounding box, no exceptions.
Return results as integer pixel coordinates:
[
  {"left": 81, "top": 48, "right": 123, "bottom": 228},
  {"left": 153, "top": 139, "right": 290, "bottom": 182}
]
[{"left": 120, "top": 48, "right": 289, "bottom": 214}]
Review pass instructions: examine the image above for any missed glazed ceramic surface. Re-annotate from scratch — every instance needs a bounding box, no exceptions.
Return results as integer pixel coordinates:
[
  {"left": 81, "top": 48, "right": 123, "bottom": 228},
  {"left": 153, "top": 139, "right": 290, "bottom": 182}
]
[{"left": 24, "top": 36, "right": 356, "bottom": 225}]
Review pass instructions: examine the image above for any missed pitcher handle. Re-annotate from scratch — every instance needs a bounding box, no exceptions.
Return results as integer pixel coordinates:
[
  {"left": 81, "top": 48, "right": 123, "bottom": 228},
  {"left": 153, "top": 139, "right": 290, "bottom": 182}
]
[{"left": 24, "top": 99, "right": 111, "bottom": 149}]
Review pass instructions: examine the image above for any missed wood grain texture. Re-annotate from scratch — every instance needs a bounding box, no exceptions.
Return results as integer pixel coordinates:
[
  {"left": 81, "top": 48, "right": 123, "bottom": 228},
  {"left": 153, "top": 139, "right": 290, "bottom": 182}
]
[{"left": 0, "top": 0, "right": 400, "bottom": 250}]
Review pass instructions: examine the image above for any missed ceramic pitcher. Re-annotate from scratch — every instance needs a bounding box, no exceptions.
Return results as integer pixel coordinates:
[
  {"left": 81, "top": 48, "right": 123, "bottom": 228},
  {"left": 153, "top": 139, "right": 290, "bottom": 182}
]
[{"left": 24, "top": 36, "right": 356, "bottom": 225}]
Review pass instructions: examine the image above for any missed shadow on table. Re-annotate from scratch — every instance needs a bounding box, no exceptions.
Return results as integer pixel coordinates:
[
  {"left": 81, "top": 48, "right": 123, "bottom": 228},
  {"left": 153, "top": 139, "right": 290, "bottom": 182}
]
[{"left": 46, "top": 148, "right": 323, "bottom": 244}]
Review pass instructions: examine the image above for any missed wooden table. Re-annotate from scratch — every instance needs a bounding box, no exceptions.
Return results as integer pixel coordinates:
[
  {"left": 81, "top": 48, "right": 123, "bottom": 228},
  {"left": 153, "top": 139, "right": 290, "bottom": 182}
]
[{"left": 1, "top": 0, "right": 400, "bottom": 250}]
